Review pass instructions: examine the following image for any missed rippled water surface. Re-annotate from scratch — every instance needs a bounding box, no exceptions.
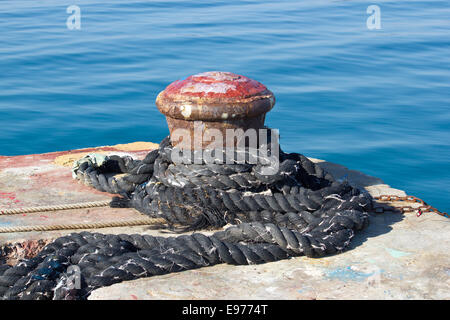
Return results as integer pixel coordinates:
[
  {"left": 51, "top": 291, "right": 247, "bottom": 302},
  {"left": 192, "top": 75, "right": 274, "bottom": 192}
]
[{"left": 1, "top": 0, "right": 449, "bottom": 211}]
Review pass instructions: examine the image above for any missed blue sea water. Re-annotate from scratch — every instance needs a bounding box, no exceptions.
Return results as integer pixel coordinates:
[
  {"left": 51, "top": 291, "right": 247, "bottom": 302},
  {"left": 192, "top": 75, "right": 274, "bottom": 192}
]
[{"left": 0, "top": 0, "right": 449, "bottom": 212}]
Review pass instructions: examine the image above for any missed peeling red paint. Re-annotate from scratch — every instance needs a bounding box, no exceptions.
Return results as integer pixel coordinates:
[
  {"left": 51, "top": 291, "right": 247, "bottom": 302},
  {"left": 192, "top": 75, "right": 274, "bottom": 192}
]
[
  {"left": 0, "top": 192, "right": 16, "bottom": 200},
  {"left": 162, "top": 71, "right": 269, "bottom": 99},
  {"left": 0, "top": 192, "right": 19, "bottom": 206},
  {"left": 156, "top": 71, "right": 275, "bottom": 149}
]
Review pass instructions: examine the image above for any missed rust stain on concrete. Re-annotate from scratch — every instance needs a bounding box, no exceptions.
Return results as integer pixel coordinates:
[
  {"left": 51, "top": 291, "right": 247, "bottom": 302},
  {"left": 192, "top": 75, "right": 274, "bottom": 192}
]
[{"left": 0, "top": 239, "right": 53, "bottom": 265}]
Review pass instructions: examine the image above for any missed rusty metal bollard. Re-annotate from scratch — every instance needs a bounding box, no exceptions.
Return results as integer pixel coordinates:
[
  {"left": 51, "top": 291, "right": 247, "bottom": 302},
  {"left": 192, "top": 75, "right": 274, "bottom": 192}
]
[{"left": 156, "top": 71, "right": 275, "bottom": 150}]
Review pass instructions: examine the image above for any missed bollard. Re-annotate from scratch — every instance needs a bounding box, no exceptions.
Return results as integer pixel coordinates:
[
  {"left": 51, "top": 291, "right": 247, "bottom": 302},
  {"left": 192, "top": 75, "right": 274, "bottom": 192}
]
[{"left": 156, "top": 71, "right": 275, "bottom": 150}]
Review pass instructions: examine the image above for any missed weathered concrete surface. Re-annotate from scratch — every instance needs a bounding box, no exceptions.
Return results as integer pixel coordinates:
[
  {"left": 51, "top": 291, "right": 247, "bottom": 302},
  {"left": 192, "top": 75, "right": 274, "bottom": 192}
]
[
  {"left": 0, "top": 143, "right": 449, "bottom": 299},
  {"left": 0, "top": 142, "right": 159, "bottom": 247}
]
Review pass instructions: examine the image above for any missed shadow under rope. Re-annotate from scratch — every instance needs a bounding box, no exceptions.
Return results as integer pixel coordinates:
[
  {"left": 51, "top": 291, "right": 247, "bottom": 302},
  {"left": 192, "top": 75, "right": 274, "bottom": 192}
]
[
  {"left": 314, "top": 160, "right": 405, "bottom": 253},
  {"left": 347, "top": 210, "right": 404, "bottom": 252},
  {"left": 315, "top": 161, "right": 384, "bottom": 189}
]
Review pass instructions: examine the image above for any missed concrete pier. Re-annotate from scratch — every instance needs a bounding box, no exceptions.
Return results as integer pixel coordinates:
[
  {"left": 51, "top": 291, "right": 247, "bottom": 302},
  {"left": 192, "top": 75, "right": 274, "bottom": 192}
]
[{"left": 0, "top": 143, "right": 448, "bottom": 299}]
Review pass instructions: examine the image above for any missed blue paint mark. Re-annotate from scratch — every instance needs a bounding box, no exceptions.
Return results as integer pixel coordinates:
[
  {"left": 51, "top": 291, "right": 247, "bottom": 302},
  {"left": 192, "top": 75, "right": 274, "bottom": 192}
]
[
  {"left": 326, "top": 266, "right": 374, "bottom": 282},
  {"left": 297, "top": 286, "right": 311, "bottom": 294},
  {"left": 0, "top": 220, "right": 15, "bottom": 227},
  {"left": 386, "top": 248, "right": 411, "bottom": 258}
]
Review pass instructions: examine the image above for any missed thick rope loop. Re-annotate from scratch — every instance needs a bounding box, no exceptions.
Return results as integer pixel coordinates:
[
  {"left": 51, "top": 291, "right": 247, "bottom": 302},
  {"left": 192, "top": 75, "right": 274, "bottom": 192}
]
[{"left": 0, "top": 134, "right": 372, "bottom": 300}]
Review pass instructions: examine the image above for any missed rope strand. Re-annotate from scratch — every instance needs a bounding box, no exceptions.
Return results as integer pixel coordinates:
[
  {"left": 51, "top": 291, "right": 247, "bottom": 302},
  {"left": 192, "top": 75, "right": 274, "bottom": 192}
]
[
  {"left": 0, "top": 217, "right": 166, "bottom": 233},
  {"left": 0, "top": 200, "right": 111, "bottom": 216}
]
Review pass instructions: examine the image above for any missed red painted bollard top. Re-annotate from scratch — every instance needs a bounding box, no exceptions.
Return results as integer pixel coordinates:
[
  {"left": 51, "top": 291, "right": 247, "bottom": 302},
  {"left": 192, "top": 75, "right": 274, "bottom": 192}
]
[{"left": 156, "top": 71, "right": 275, "bottom": 149}]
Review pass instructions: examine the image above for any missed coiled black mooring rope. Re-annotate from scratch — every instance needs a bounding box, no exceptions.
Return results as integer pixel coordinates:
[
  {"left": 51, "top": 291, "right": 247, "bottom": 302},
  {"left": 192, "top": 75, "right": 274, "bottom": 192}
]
[{"left": 0, "top": 136, "right": 371, "bottom": 300}]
